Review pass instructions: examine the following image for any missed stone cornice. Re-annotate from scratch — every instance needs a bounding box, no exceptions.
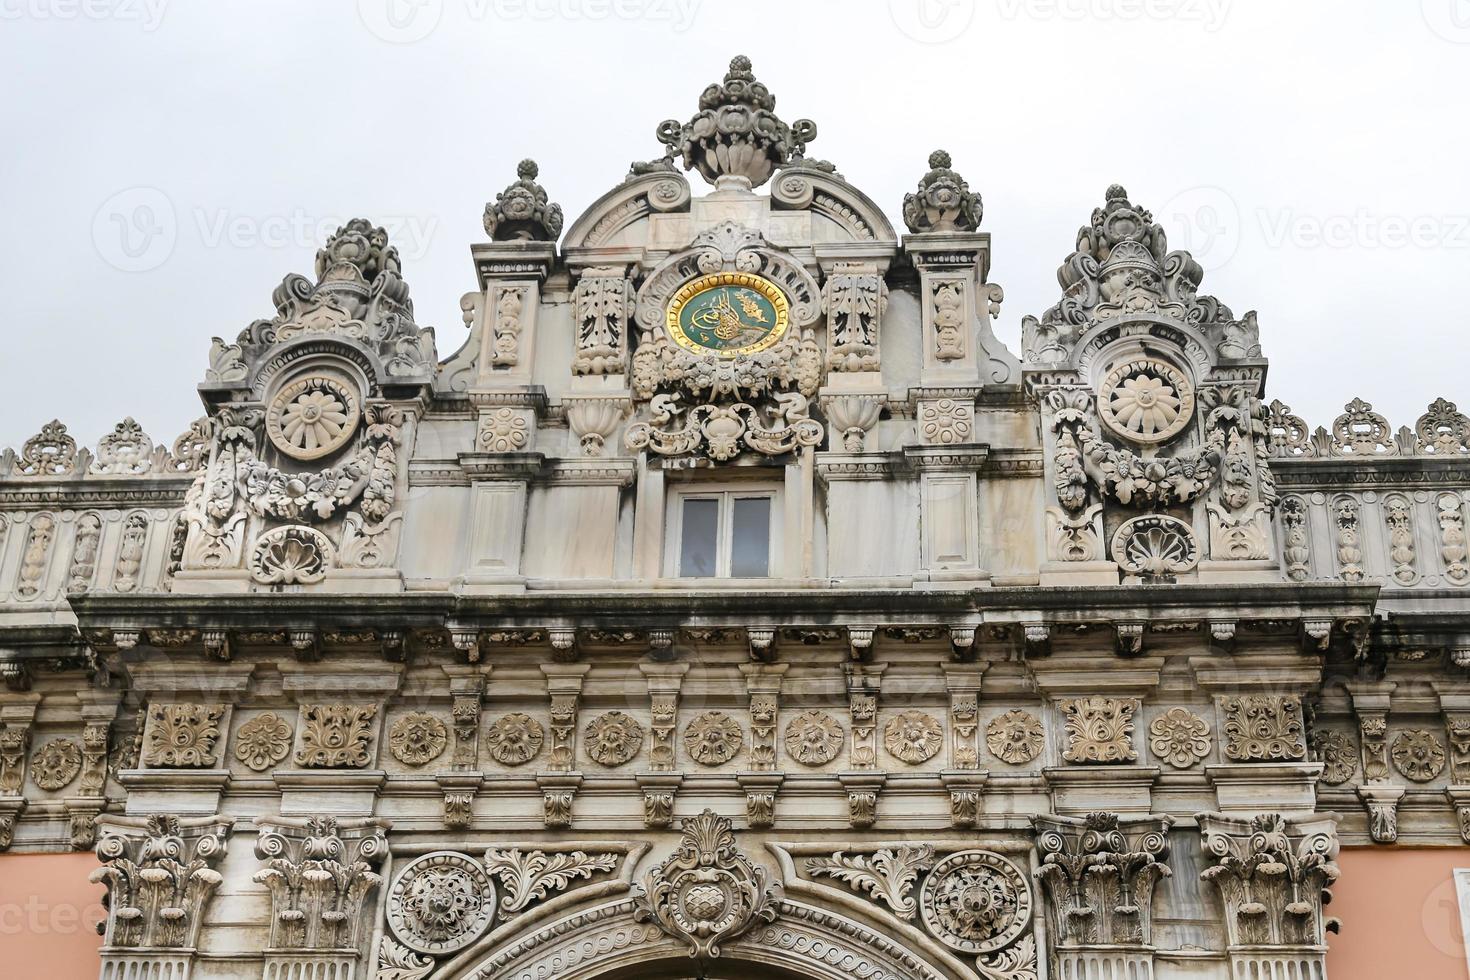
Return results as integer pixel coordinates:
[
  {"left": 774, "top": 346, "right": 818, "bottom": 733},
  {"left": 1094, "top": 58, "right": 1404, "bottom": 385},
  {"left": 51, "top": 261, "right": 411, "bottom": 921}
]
[{"left": 1273, "top": 455, "right": 1470, "bottom": 489}]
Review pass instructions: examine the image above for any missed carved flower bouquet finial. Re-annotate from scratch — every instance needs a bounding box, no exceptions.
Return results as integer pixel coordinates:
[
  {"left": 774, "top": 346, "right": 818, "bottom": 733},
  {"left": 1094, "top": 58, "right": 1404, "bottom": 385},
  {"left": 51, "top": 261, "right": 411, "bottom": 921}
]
[
  {"left": 902, "top": 149, "right": 982, "bottom": 234},
  {"left": 483, "top": 158, "right": 564, "bottom": 242}
]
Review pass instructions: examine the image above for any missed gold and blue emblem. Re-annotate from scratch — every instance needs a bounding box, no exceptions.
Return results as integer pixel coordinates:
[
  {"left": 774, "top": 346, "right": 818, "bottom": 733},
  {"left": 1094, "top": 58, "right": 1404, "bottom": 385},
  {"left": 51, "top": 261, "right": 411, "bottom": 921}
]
[{"left": 666, "top": 273, "right": 790, "bottom": 357}]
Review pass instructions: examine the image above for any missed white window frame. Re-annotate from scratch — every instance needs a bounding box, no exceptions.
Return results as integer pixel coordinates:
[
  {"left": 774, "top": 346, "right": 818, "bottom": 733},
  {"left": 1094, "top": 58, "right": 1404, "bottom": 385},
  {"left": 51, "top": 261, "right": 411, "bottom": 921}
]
[{"left": 665, "top": 483, "right": 781, "bottom": 579}]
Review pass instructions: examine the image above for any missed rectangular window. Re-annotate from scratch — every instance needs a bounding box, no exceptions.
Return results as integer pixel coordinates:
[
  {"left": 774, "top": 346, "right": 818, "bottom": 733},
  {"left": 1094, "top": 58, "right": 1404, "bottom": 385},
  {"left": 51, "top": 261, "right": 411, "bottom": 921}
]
[{"left": 670, "top": 488, "right": 776, "bottom": 578}]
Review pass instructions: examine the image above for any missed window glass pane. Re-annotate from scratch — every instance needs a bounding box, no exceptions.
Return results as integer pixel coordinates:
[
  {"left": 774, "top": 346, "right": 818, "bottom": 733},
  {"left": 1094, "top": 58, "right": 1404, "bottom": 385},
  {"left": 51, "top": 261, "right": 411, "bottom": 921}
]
[
  {"left": 730, "top": 496, "right": 771, "bottom": 577},
  {"left": 679, "top": 498, "right": 719, "bottom": 577}
]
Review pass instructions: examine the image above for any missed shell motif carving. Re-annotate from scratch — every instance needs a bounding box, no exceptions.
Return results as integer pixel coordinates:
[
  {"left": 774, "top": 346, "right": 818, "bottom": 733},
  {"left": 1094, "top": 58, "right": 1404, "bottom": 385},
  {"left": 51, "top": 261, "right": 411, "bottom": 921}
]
[
  {"left": 1111, "top": 514, "right": 1200, "bottom": 578},
  {"left": 249, "top": 525, "right": 335, "bottom": 585}
]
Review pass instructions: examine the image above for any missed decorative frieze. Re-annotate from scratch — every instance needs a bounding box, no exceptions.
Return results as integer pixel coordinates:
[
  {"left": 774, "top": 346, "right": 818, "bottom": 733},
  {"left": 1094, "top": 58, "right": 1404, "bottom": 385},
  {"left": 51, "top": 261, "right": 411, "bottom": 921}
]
[{"left": 1060, "top": 696, "right": 1138, "bottom": 764}]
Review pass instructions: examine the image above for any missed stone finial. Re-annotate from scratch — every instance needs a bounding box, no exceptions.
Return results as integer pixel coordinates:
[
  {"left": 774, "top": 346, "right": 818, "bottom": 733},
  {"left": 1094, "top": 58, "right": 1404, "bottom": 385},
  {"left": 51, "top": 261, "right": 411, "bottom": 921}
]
[
  {"left": 314, "top": 218, "right": 400, "bottom": 286},
  {"left": 655, "top": 55, "right": 817, "bottom": 190},
  {"left": 902, "top": 150, "right": 982, "bottom": 234},
  {"left": 483, "top": 159, "right": 564, "bottom": 242}
]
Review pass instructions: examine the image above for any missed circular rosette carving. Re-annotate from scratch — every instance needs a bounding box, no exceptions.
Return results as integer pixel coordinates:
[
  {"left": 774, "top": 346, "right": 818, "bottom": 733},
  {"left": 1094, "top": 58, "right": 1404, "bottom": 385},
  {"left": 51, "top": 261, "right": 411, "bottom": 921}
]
[
  {"left": 584, "top": 710, "right": 644, "bottom": 767},
  {"left": 1148, "top": 706, "right": 1211, "bottom": 769},
  {"left": 389, "top": 712, "right": 448, "bottom": 767},
  {"left": 884, "top": 710, "right": 943, "bottom": 765},
  {"left": 1111, "top": 514, "right": 1199, "bottom": 577},
  {"left": 920, "top": 850, "right": 1033, "bottom": 954},
  {"left": 387, "top": 852, "right": 495, "bottom": 955},
  {"left": 1097, "top": 357, "right": 1194, "bottom": 444},
  {"left": 31, "top": 738, "right": 82, "bottom": 791},
  {"left": 485, "top": 712, "right": 544, "bottom": 766},
  {"left": 684, "top": 711, "right": 744, "bottom": 766},
  {"left": 1390, "top": 729, "right": 1447, "bottom": 782},
  {"left": 234, "top": 713, "right": 293, "bottom": 773},
  {"left": 249, "top": 525, "right": 335, "bottom": 585},
  {"left": 266, "top": 375, "right": 361, "bottom": 461},
  {"left": 784, "top": 709, "right": 844, "bottom": 766},
  {"left": 1311, "top": 730, "right": 1357, "bottom": 785},
  {"left": 985, "top": 710, "right": 1043, "bottom": 765}
]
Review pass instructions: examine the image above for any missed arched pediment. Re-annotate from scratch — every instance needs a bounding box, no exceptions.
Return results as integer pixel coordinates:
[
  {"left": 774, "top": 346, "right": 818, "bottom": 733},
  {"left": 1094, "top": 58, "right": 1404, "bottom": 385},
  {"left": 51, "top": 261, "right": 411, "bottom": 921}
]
[
  {"left": 562, "top": 171, "right": 694, "bottom": 250},
  {"left": 770, "top": 165, "right": 899, "bottom": 245}
]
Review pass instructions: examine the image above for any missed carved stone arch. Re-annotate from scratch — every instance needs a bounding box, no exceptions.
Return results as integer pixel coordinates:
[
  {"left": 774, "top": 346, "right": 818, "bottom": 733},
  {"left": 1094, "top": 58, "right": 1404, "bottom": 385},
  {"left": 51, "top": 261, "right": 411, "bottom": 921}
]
[
  {"left": 247, "top": 336, "right": 380, "bottom": 401},
  {"left": 770, "top": 166, "right": 899, "bottom": 245},
  {"left": 1071, "top": 315, "right": 1214, "bottom": 380},
  {"left": 433, "top": 897, "right": 961, "bottom": 980},
  {"left": 563, "top": 172, "right": 694, "bottom": 250}
]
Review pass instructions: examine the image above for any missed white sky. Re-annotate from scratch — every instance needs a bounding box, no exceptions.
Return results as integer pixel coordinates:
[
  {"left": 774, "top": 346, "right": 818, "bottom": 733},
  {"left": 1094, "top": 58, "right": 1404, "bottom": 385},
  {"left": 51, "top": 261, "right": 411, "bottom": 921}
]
[{"left": 3, "top": 0, "right": 1469, "bottom": 453}]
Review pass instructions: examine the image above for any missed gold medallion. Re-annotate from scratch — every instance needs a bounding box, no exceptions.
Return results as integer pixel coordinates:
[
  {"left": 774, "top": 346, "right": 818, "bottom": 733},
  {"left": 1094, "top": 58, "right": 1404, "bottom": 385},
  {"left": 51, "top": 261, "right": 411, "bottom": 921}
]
[{"left": 666, "top": 273, "right": 790, "bottom": 357}]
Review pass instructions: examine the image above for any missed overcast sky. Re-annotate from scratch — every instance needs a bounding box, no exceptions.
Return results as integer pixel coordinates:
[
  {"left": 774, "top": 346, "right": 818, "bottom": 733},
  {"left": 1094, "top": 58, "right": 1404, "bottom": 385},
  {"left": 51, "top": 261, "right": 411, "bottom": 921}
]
[{"left": 3, "top": 0, "right": 1467, "bottom": 453}]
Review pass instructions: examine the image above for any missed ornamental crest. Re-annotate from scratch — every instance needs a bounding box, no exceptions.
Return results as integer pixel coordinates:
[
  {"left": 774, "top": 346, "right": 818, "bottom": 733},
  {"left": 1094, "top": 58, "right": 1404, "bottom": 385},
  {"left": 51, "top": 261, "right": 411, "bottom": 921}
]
[{"left": 633, "top": 808, "right": 781, "bottom": 959}]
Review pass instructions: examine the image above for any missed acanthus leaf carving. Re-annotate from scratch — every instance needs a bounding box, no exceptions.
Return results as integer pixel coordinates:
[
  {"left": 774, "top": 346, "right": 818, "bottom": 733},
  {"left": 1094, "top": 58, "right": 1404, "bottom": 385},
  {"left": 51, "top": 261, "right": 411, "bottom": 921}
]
[
  {"left": 252, "top": 815, "right": 388, "bottom": 952},
  {"left": 1198, "top": 812, "right": 1341, "bottom": 948},
  {"left": 1033, "top": 812, "right": 1173, "bottom": 947},
  {"left": 91, "top": 814, "right": 233, "bottom": 951},
  {"left": 1060, "top": 696, "right": 1138, "bottom": 764},
  {"left": 483, "top": 848, "right": 619, "bottom": 913},
  {"left": 805, "top": 844, "right": 935, "bottom": 920}
]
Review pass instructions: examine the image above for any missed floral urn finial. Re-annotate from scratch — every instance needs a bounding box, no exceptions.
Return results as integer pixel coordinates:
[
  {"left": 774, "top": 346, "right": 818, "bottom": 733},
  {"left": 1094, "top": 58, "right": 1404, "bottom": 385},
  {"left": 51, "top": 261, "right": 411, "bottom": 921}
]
[
  {"left": 902, "top": 149, "right": 982, "bottom": 234},
  {"left": 483, "top": 158, "right": 564, "bottom": 242}
]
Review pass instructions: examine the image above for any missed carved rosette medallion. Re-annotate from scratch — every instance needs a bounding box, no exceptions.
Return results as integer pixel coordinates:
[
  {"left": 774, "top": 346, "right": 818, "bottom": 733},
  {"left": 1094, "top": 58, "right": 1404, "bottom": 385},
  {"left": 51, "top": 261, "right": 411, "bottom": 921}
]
[
  {"left": 265, "top": 375, "right": 361, "bottom": 461},
  {"left": 485, "top": 713, "right": 544, "bottom": 766},
  {"left": 249, "top": 525, "right": 335, "bottom": 585},
  {"left": 31, "top": 738, "right": 82, "bottom": 791},
  {"left": 234, "top": 713, "right": 293, "bottom": 772},
  {"left": 1148, "top": 707, "right": 1211, "bottom": 769},
  {"left": 684, "top": 711, "right": 744, "bottom": 766},
  {"left": 387, "top": 851, "right": 496, "bottom": 955},
  {"left": 1111, "top": 514, "right": 1200, "bottom": 578},
  {"left": 784, "top": 709, "right": 844, "bottom": 766},
  {"left": 1391, "top": 729, "right": 1447, "bottom": 782},
  {"left": 986, "top": 710, "right": 1044, "bottom": 765},
  {"left": 584, "top": 711, "right": 644, "bottom": 767},
  {"left": 1097, "top": 357, "right": 1194, "bottom": 444},
  {"left": 883, "top": 711, "right": 943, "bottom": 765},
  {"left": 634, "top": 809, "right": 781, "bottom": 959},
  {"left": 919, "top": 850, "right": 1033, "bottom": 955},
  {"left": 1310, "top": 730, "right": 1358, "bottom": 786},
  {"left": 389, "top": 713, "right": 448, "bottom": 767}
]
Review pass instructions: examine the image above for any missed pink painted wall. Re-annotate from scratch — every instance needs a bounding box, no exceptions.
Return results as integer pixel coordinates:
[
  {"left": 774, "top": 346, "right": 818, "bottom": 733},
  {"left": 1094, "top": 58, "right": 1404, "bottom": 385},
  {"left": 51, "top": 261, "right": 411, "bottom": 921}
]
[
  {"left": 0, "top": 852, "right": 105, "bottom": 978},
  {"left": 1329, "top": 848, "right": 1470, "bottom": 980}
]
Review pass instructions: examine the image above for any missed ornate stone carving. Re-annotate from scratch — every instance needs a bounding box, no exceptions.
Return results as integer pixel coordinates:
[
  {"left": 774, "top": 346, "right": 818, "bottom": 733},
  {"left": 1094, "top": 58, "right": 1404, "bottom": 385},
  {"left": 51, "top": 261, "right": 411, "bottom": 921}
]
[
  {"left": 1047, "top": 504, "right": 1103, "bottom": 562},
  {"left": 633, "top": 809, "right": 781, "bottom": 959},
  {"left": 389, "top": 713, "right": 448, "bottom": 767},
  {"left": 1149, "top": 707, "right": 1211, "bottom": 769},
  {"left": 1060, "top": 697, "right": 1138, "bottom": 764},
  {"left": 485, "top": 712, "right": 544, "bottom": 766},
  {"left": 0, "top": 726, "right": 28, "bottom": 796},
  {"left": 917, "top": 396, "right": 974, "bottom": 445},
  {"left": 883, "top": 710, "right": 943, "bottom": 765},
  {"left": 1390, "top": 729, "right": 1447, "bottom": 782},
  {"left": 483, "top": 159, "right": 562, "bottom": 241},
  {"left": 1098, "top": 357, "right": 1194, "bottom": 445},
  {"left": 66, "top": 511, "right": 102, "bottom": 593},
  {"left": 930, "top": 280, "right": 966, "bottom": 361},
  {"left": 1221, "top": 695, "right": 1306, "bottom": 762},
  {"left": 655, "top": 56, "right": 817, "bottom": 190},
  {"left": 572, "top": 272, "right": 634, "bottom": 376},
  {"left": 1383, "top": 494, "right": 1419, "bottom": 584},
  {"left": 1111, "top": 514, "right": 1200, "bottom": 579},
  {"left": 295, "top": 704, "right": 378, "bottom": 769},
  {"left": 785, "top": 709, "right": 843, "bottom": 766},
  {"left": 17, "top": 419, "right": 77, "bottom": 475},
  {"left": 111, "top": 512, "right": 148, "bottom": 592},
  {"left": 249, "top": 525, "right": 335, "bottom": 585},
  {"left": 234, "top": 712, "right": 293, "bottom": 772},
  {"left": 626, "top": 394, "right": 823, "bottom": 462},
  {"left": 806, "top": 844, "right": 935, "bottom": 919},
  {"left": 1438, "top": 493, "right": 1469, "bottom": 584},
  {"left": 1416, "top": 397, "right": 1470, "bottom": 454},
  {"left": 684, "top": 711, "right": 743, "bottom": 766},
  {"left": 484, "top": 848, "right": 619, "bottom": 913},
  {"left": 823, "top": 265, "right": 887, "bottom": 371},
  {"left": 584, "top": 710, "right": 644, "bottom": 767},
  {"left": 903, "top": 150, "right": 981, "bottom": 234},
  {"left": 1034, "top": 812, "right": 1172, "bottom": 946},
  {"left": 91, "top": 417, "right": 154, "bottom": 475},
  {"left": 375, "top": 936, "right": 434, "bottom": 980},
  {"left": 16, "top": 513, "right": 54, "bottom": 600},
  {"left": 987, "top": 709, "right": 1044, "bottom": 765},
  {"left": 1332, "top": 496, "right": 1364, "bottom": 582},
  {"left": 253, "top": 815, "right": 388, "bottom": 952},
  {"left": 1331, "top": 397, "right": 1394, "bottom": 456},
  {"left": 1198, "top": 812, "right": 1341, "bottom": 947},
  {"left": 31, "top": 737, "right": 81, "bottom": 790},
  {"left": 143, "top": 703, "right": 225, "bottom": 768},
  {"left": 1310, "top": 730, "right": 1357, "bottom": 785},
  {"left": 266, "top": 374, "right": 361, "bottom": 461},
  {"left": 386, "top": 851, "right": 496, "bottom": 955},
  {"left": 91, "top": 815, "right": 231, "bottom": 952},
  {"left": 476, "top": 406, "right": 530, "bottom": 453},
  {"left": 1279, "top": 496, "right": 1312, "bottom": 581},
  {"left": 919, "top": 849, "right": 1033, "bottom": 957}
]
